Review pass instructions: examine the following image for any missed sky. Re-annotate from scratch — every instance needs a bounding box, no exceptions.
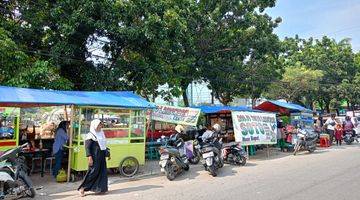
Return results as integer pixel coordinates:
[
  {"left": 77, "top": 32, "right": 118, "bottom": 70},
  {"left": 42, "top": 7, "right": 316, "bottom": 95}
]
[{"left": 267, "top": 0, "right": 360, "bottom": 52}]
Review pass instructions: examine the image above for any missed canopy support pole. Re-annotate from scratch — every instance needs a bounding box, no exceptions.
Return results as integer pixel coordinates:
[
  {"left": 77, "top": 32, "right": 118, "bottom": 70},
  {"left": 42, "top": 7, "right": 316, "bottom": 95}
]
[
  {"left": 67, "top": 105, "right": 75, "bottom": 182},
  {"left": 246, "top": 146, "right": 250, "bottom": 160}
]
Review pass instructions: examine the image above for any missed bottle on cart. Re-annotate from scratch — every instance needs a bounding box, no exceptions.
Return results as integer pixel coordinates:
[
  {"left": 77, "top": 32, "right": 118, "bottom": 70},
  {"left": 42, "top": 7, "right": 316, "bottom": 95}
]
[{"left": 39, "top": 138, "right": 43, "bottom": 150}]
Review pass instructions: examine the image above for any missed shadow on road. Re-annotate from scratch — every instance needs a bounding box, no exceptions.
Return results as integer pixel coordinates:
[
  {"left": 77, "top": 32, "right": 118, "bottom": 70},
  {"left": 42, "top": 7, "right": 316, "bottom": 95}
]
[{"left": 106, "top": 185, "right": 163, "bottom": 195}]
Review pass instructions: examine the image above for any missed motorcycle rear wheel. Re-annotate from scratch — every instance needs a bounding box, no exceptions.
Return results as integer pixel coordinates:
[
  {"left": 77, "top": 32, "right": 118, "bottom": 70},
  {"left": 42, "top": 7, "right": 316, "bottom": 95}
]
[
  {"left": 165, "top": 164, "right": 177, "bottom": 181},
  {"left": 235, "top": 153, "right": 247, "bottom": 166},
  {"left": 189, "top": 155, "right": 200, "bottom": 164},
  {"left": 308, "top": 148, "right": 315, "bottom": 153},
  {"left": 208, "top": 165, "right": 217, "bottom": 177}
]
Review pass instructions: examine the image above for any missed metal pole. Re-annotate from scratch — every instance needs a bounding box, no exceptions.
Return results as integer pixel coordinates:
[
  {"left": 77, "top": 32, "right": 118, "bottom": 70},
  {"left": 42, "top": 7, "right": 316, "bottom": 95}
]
[
  {"left": 246, "top": 146, "right": 250, "bottom": 160},
  {"left": 67, "top": 105, "right": 75, "bottom": 182},
  {"left": 267, "top": 144, "right": 270, "bottom": 158}
]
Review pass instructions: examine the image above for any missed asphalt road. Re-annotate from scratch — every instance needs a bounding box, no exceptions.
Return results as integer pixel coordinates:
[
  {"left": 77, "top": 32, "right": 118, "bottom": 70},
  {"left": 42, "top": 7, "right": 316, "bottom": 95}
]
[{"left": 39, "top": 144, "right": 360, "bottom": 200}]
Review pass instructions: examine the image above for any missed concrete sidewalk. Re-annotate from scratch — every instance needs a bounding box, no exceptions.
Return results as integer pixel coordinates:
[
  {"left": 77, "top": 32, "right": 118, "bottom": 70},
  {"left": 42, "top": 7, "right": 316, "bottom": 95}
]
[{"left": 32, "top": 147, "right": 305, "bottom": 198}]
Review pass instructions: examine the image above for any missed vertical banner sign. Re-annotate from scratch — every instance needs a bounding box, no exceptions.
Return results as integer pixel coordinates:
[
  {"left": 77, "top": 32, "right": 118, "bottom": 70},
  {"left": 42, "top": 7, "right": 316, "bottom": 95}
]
[
  {"left": 232, "top": 111, "right": 277, "bottom": 145},
  {"left": 151, "top": 105, "right": 201, "bottom": 126}
]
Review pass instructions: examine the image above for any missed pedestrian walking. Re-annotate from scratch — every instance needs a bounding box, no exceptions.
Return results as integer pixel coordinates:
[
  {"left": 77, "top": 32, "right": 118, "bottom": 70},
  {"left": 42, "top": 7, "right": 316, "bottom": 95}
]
[
  {"left": 78, "top": 119, "right": 110, "bottom": 197},
  {"left": 52, "top": 121, "right": 69, "bottom": 178},
  {"left": 334, "top": 124, "right": 343, "bottom": 146}
]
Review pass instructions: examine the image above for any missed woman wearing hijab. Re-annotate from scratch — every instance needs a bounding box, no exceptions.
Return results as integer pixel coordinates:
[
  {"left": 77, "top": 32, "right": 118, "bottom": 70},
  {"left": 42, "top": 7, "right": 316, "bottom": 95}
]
[
  {"left": 78, "top": 119, "right": 110, "bottom": 197},
  {"left": 52, "top": 121, "right": 69, "bottom": 178}
]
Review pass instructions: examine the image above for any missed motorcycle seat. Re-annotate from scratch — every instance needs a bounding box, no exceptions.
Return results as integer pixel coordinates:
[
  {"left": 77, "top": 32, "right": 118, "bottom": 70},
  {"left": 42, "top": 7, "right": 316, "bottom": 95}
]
[{"left": 222, "top": 142, "right": 239, "bottom": 148}]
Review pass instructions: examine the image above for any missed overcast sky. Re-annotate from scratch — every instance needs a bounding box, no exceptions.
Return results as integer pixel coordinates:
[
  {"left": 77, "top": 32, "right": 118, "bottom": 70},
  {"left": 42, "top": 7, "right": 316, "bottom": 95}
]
[{"left": 267, "top": 0, "right": 360, "bottom": 52}]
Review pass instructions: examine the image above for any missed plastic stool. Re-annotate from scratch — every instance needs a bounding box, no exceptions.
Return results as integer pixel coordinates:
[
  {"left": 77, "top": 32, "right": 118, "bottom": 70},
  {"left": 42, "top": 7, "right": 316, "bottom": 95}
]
[
  {"left": 320, "top": 137, "right": 330, "bottom": 147},
  {"left": 44, "top": 157, "right": 55, "bottom": 173},
  {"left": 31, "top": 157, "right": 43, "bottom": 173}
]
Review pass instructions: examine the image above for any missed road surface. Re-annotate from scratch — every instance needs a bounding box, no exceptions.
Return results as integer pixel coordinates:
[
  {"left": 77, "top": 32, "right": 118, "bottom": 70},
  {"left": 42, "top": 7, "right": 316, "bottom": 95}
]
[{"left": 37, "top": 144, "right": 360, "bottom": 200}]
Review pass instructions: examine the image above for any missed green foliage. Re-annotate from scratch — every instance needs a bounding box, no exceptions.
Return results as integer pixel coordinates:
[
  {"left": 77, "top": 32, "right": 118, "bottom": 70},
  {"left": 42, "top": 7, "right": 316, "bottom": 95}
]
[{"left": 266, "top": 64, "right": 324, "bottom": 105}]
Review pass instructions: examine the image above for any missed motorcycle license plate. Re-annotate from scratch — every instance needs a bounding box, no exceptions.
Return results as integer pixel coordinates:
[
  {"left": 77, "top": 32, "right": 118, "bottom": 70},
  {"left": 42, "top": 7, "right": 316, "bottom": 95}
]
[
  {"left": 202, "top": 152, "right": 214, "bottom": 158},
  {"left": 160, "top": 154, "right": 169, "bottom": 160}
]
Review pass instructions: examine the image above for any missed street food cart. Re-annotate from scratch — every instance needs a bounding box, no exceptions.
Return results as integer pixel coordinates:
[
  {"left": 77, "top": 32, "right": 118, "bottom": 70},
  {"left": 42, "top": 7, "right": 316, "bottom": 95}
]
[
  {"left": 194, "top": 105, "right": 255, "bottom": 142},
  {"left": 70, "top": 106, "right": 148, "bottom": 178},
  {"left": 0, "top": 86, "right": 155, "bottom": 181},
  {"left": 255, "top": 100, "right": 313, "bottom": 150}
]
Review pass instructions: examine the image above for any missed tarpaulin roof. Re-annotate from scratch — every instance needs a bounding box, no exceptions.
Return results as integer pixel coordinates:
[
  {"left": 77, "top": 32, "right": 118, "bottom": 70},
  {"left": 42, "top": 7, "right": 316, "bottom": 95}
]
[
  {"left": 0, "top": 86, "right": 155, "bottom": 108},
  {"left": 193, "top": 105, "right": 257, "bottom": 114},
  {"left": 254, "top": 100, "right": 312, "bottom": 114}
]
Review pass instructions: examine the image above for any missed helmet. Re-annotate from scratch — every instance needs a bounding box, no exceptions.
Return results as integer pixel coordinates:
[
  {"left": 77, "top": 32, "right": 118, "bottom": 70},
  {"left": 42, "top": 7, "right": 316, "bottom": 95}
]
[
  {"left": 175, "top": 125, "right": 184, "bottom": 133},
  {"left": 212, "top": 124, "right": 221, "bottom": 132}
]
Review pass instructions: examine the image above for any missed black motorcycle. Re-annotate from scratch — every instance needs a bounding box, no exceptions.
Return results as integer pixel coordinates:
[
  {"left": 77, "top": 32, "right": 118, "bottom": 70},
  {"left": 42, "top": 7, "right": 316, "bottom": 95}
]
[
  {"left": 343, "top": 130, "right": 355, "bottom": 145},
  {"left": 293, "top": 128, "right": 317, "bottom": 155},
  {"left": 0, "top": 143, "right": 36, "bottom": 199},
  {"left": 200, "top": 130, "right": 223, "bottom": 177},
  {"left": 221, "top": 142, "right": 247, "bottom": 166},
  {"left": 158, "top": 134, "right": 189, "bottom": 181}
]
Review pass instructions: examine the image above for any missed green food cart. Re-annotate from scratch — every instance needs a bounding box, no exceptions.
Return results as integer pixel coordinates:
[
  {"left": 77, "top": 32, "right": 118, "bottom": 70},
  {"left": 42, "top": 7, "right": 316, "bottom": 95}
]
[
  {"left": 69, "top": 106, "right": 147, "bottom": 178},
  {"left": 0, "top": 86, "right": 155, "bottom": 181}
]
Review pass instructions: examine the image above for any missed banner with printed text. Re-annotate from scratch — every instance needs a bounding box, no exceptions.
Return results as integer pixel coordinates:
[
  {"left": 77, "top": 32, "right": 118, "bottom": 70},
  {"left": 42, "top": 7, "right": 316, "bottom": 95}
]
[
  {"left": 151, "top": 105, "right": 201, "bottom": 126},
  {"left": 232, "top": 111, "right": 277, "bottom": 145}
]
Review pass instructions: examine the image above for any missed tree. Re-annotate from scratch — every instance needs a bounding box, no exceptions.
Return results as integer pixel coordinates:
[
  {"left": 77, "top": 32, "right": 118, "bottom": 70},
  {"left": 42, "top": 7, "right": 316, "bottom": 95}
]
[
  {"left": 265, "top": 64, "right": 324, "bottom": 107},
  {"left": 196, "top": 0, "right": 281, "bottom": 105},
  {"left": 0, "top": 27, "right": 72, "bottom": 89},
  {"left": 281, "top": 36, "right": 356, "bottom": 112}
]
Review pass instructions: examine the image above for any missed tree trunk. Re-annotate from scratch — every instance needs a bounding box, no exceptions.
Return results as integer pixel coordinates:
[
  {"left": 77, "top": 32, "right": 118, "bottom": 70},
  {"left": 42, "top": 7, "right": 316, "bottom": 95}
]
[
  {"left": 336, "top": 109, "right": 340, "bottom": 116},
  {"left": 251, "top": 98, "right": 257, "bottom": 108},
  {"left": 211, "top": 92, "right": 214, "bottom": 105},
  {"left": 182, "top": 88, "right": 190, "bottom": 107},
  {"left": 180, "top": 81, "right": 190, "bottom": 107},
  {"left": 325, "top": 101, "right": 331, "bottom": 114}
]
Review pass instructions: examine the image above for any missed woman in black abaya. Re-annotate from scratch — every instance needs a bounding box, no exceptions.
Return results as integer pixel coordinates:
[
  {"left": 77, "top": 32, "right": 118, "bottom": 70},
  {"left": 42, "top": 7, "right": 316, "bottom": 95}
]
[{"left": 78, "top": 119, "right": 110, "bottom": 197}]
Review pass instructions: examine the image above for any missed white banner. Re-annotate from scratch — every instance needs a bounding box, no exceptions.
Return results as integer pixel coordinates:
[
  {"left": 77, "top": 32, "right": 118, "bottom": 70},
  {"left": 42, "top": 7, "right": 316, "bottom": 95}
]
[
  {"left": 151, "top": 105, "right": 201, "bottom": 126},
  {"left": 232, "top": 111, "right": 277, "bottom": 145}
]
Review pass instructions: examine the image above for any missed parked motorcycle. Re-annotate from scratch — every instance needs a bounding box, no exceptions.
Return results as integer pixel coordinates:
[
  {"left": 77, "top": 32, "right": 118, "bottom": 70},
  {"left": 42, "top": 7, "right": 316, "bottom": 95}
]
[
  {"left": 221, "top": 142, "right": 247, "bottom": 166},
  {"left": 158, "top": 134, "right": 189, "bottom": 181},
  {"left": 200, "top": 130, "right": 223, "bottom": 177},
  {"left": 293, "top": 128, "right": 317, "bottom": 155},
  {"left": 188, "top": 133, "right": 202, "bottom": 164},
  {"left": 0, "top": 143, "right": 36, "bottom": 199},
  {"left": 343, "top": 130, "right": 355, "bottom": 145}
]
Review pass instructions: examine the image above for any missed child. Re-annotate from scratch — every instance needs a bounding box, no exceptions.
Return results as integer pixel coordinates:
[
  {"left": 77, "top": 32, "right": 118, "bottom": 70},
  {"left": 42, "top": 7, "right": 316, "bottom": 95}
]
[{"left": 334, "top": 124, "right": 343, "bottom": 146}]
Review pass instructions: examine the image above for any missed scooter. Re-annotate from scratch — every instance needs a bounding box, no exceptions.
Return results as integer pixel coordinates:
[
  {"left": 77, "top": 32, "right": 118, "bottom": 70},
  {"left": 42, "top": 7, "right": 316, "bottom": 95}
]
[
  {"left": 0, "top": 143, "right": 36, "bottom": 199},
  {"left": 293, "top": 128, "right": 317, "bottom": 155},
  {"left": 158, "top": 134, "right": 189, "bottom": 181},
  {"left": 343, "top": 130, "right": 355, "bottom": 145},
  {"left": 200, "top": 130, "right": 223, "bottom": 177},
  {"left": 221, "top": 142, "right": 247, "bottom": 166}
]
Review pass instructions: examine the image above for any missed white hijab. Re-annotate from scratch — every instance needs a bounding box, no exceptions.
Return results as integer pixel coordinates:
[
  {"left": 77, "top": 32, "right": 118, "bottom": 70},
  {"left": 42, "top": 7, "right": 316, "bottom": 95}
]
[{"left": 86, "top": 119, "right": 107, "bottom": 150}]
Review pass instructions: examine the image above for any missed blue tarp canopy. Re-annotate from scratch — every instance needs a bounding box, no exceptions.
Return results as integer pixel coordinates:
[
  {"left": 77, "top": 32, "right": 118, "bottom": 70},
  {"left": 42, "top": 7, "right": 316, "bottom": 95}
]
[
  {"left": 0, "top": 86, "right": 155, "bottom": 109},
  {"left": 255, "top": 100, "right": 312, "bottom": 114},
  {"left": 193, "top": 105, "right": 256, "bottom": 114}
]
